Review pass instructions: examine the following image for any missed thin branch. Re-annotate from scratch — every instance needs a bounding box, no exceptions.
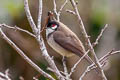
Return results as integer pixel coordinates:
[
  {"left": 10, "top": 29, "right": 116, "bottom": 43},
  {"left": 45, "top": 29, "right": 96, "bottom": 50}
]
[
  {"left": 37, "top": 0, "right": 43, "bottom": 32},
  {"left": 89, "top": 50, "right": 115, "bottom": 69},
  {"left": 58, "top": 0, "right": 68, "bottom": 14},
  {"left": 0, "top": 24, "right": 36, "bottom": 38},
  {"left": 62, "top": 56, "right": 71, "bottom": 80},
  {"left": 69, "top": 50, "right": 89, "bottom": 76},
  {"left": 53, "top": 0, "right": 68, "bottom": 21},
  {"left": 0, "top": 69, "right": 11, "bottom": 80},
  {"left": 79, "top": 65, "right": 104, "bottom": 80},
  {"left": 79, "top": 66, "right": 89, "bottom": 80},
  {"left": 69, "top": 0, "right": 107, "bottom": 79},
  {"left": 66, "top": 9, "right": 76, "bottom": 15},
  {"left": 24, "top": 0, "right": 38, "bottom": 35},
  {"left": 53, "top": 0, "right": 58, "bottom": 16},
  {"left": 99, "top": 50, "right": 120, "bottom": 65},
  {"left": 0, "top": 28, "right": 55, "bottom": 80},
  {"left": 93, "top": 24, "right": 108, "bottom": 46},
  {"left": 62, "top": 57, "right": 68, "bottom": 75}
]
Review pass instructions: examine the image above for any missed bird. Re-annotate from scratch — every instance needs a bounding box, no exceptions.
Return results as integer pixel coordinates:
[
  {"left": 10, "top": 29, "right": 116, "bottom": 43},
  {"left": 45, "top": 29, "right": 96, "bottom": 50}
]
[{"left": 45, "top": 11, "right": 94, "bottom": 65}]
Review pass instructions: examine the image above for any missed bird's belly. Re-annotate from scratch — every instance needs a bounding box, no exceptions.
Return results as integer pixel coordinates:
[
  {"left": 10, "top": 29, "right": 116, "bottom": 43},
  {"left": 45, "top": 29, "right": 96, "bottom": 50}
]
[{"left": 47, "top": 35, "right": 75, "bottom": 57}]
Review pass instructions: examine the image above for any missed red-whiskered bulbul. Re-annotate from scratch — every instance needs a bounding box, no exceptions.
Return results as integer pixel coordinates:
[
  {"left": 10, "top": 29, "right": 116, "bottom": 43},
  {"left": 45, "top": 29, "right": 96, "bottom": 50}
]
[{"left": 45, "top": 12, "right": 94, "bottom": 65}]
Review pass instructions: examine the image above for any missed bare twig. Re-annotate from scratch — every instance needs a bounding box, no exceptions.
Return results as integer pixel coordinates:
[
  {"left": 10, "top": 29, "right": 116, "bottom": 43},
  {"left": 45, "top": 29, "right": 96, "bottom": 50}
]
[
  {"left": 87, "top": 50, "right": 115, "bottom": 72},
  {"left": 69, "top": 50, "right": 89, "bottom": 76},
  {"left": 69, "top": 0, "right": 107, "bottom": 79},
  {"left": 24, "top": 0, "right": 38, "bottom": 35},
  {"left": 53, "top": 0, "right": 58, "bottom": 17},
  {"left": 0, "top": 69, "right": 11, "bottom": 80},
  {"left": 99, "top": 50, "right": 120, "bottom": 65},
  {"left": 66, "top": 9, "right": 76, "bottom": 15},
  {"left": 79, "top": 66, "right": 89, "bottom": 80},
  {"left": 47, "top": 67, "right": 55, "bottom": 73},
  {"left": 62, "top": 57, "right": 68, "bottom": 74},
  {"left": 86, "top": 50, "right": 114, "bottom": 73},
  {"left": 62, "top": 56, "right": 71, "bottom": 80},
  {"left": 79, "top": 65, "right": 105, "bottom": 80},
  {"left": 93, "top": 24, "right": 108, "bottom": 46},
  {"left": 37, "top": 0, "right": 43, "bottom": 32},
  {"left": 53, "top": 0, "right": 68, "bottom": 21},
  {"left": 58, "top": 0, "right": 68, "bottom": 14},
  {"left": 0, "top": 24, "right": 36, "bottom": 38},
  {"left": 0, "top": 28, "right": 55, "bottom": 80}
]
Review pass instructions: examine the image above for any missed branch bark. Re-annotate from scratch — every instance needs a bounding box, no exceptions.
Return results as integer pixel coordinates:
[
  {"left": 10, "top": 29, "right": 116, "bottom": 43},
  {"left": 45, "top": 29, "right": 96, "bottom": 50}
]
[
  {"left": 0, "top": 69, "right": 11, "bottom": 80},
  {"left": 0, "top": 24, "right": 36, "bottom": 38}
]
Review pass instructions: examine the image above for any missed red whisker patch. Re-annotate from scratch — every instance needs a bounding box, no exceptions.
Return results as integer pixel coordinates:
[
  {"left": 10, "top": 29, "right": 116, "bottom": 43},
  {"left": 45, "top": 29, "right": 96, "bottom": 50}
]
[{"left": 52, "top": 24, "right": 56, "bottom": 27}]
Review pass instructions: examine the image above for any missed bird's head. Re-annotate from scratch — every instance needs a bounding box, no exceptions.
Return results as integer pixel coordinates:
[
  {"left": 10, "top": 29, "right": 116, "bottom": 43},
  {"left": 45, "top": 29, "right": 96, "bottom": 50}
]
[
  {"left": 45, "top": 11, "right": 59, "bottom": 37},
  {"left": 47, "top": 21, "right": 59, "bottom": 31}
]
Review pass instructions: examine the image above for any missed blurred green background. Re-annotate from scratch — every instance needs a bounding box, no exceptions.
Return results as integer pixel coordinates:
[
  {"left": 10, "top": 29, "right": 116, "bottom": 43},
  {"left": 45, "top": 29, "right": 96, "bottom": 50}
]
[{"left": 0, "top": 0, "right": 120, "bottom": 80}]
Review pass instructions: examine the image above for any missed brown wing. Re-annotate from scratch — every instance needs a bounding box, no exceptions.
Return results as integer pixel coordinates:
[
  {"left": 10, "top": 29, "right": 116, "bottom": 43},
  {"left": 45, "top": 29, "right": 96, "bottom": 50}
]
[{"left": 53, "top": 31, "right": 85, "bottom": 57}]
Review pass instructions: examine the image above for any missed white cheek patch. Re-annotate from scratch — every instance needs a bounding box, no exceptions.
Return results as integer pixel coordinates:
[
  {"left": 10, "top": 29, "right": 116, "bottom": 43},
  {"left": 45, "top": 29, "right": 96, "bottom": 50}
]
[
  {"left": 46, "top": 28, "right": 54, "bottom": 37},
  {"left": 46, "top": 25, "right": 58, "bottom": 38},
  {"left": 51, "top": 25, "right": 57, "bottom": 30}
]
